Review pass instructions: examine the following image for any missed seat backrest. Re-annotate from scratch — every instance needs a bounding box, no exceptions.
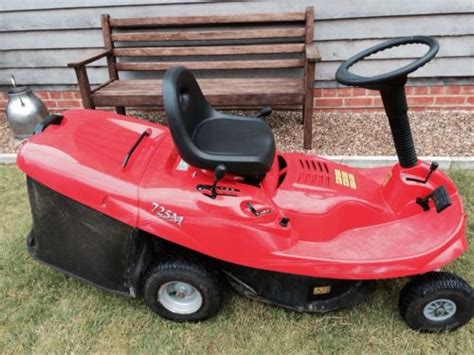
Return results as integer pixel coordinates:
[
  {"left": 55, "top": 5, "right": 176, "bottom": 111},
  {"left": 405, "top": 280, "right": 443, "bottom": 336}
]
[
  {"left": 100, "top": 8, "right": 313, "bottom": 81},
  {"left": 163, "top": 66, "right": 214, "bottom": 165},
  {"left": 163, "top": 66, "right": 214, "bottom": 136}
]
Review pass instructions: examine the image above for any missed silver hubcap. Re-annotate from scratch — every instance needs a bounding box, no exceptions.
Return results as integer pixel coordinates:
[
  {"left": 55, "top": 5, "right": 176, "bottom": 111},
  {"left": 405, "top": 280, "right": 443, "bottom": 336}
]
[
  {"left": 158, "top": 281, "right": 203, "bottom": 314},
  {"left": 423, "top": 299, "right": 457, "bottom": 321}
]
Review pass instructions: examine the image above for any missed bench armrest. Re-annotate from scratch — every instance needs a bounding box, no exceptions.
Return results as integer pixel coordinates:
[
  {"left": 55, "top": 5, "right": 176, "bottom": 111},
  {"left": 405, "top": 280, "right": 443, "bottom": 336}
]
[
  {"left": 306, "top": 43, "right": 321, "bottom": 62},
  {"left": 68, "top": 49, "right": 112, "bottom": 68}
]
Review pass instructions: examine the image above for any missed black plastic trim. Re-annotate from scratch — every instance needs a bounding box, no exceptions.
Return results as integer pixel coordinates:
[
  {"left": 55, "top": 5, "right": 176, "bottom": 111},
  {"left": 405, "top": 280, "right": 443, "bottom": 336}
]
[{"left": 33, "top": 114, "right": 64, "bottom": 134}]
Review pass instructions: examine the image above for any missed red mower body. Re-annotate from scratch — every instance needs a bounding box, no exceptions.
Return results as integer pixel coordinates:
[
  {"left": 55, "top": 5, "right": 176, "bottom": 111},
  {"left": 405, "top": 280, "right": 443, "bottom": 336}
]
[{"left": 17, "top": 109, "right": 468, "bottom": 280}]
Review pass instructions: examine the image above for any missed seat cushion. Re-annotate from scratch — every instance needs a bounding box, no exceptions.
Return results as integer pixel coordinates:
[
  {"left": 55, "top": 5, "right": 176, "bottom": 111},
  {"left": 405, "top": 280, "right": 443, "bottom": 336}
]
[{"left": 192, "top": 115, "right": 275, "bottom": 176}]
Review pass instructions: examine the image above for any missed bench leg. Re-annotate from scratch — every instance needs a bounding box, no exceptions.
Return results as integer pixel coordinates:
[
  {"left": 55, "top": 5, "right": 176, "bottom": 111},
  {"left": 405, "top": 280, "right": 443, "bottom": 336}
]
[
  {"left": 74, "top": 66, "right": 95, "bottom": 110},
  {"left": 116, "top": 106, "right": 126, "bottom": 115},
  {"left": 303, "top": 100, "right": 314, "bottom": 150},
  {"left": 302, "top": 59, "right": 315, "bottom": 149}
]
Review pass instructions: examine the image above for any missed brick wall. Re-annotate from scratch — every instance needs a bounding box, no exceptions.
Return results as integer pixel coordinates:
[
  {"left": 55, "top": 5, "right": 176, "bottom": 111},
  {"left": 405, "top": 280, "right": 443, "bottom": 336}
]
[
  {"left": 0, "top": 91, "right": 83, "bottom": 112},
  {"left": 1, "top": 85, "right": 473, "bottom": 112},
  {"left": 314, "top": 85, "right": 474, "bottom": 112}
]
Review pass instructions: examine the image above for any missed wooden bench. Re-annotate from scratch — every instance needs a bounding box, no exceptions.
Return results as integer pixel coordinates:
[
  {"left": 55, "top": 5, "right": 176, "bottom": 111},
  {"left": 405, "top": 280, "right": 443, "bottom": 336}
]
[{"left": 68, "top": 7, "right": 320, "bottom": 148}]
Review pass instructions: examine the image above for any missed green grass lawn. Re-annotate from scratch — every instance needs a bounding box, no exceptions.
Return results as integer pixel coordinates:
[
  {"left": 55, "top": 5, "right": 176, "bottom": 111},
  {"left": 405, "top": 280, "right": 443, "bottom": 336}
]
[{"left": 1, "top": 165, "right": 473, "bottom": 354}]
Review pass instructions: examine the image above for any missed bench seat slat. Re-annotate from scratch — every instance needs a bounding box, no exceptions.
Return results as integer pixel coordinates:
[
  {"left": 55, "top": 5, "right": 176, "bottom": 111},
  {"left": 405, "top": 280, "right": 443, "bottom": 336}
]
[
  {"left": 92, "top": 94, "right": 304, "bottom": 108},
  {"left": 109, "top": 13, "right": 306, "bottom": 28},
  {"left": 115, "top": 59, "right": 304, "bottom": 71},
  {"left": 111, "top": 28, "right": 305, "bottom": 42},
  {"left": 113, "top": 44, "right": 305, "bottom": 57},
  {"left": 92, "top": 78, "right": 304, "bottom": 107}
]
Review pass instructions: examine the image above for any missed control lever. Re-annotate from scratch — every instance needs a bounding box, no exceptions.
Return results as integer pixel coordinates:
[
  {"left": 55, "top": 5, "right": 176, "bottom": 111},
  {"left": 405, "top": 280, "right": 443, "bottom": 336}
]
[
  {"left": 210, "top": 164, "right": 227, "bottom": 198},
  {"left": 407, "top": 162, "right": 439, "bottom": 184},
  {"left": 257, "top": 106, "right": 272, "bottom": 119},
  {"left": 246, "top": 201, "right": 272, "bottom": 217},
  {"left": 197, "top": 164, "right": 237, "bottom": 199},
  {"left": 416, "top": 185, "right": 451, "bottom": 213}
]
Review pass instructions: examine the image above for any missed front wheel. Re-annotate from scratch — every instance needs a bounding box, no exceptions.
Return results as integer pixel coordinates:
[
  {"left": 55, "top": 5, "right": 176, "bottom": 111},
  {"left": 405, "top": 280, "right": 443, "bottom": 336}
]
[
  {"left": 399, "top": 272, "right": 473, "bottom": 332},
  {"left": 143, "top": 259, "right": 222, "bottom": 322}
]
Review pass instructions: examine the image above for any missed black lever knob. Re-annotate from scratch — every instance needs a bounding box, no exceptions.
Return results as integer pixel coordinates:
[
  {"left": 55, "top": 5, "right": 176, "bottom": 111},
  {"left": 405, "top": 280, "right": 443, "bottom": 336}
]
[
  {"left": 430, "top": 162, "right": 439, "bottom": 172},
  {"left": 211, "top": 164, "right": 227, "bottom": 198},
  {"left": 257, "top": 106, "right": 272, "bottom": 119}
]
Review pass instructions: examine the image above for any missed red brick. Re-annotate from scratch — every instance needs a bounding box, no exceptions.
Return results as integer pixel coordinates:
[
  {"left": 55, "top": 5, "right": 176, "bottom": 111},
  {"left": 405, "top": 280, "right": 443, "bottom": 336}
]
[
  {"left": 61, "top": 92, "right": 75, "bottom": 99},
  {"left": 49, "top": 91, "right": 62, "bottom": 99},
  {"left": 314, "top": 107, "right": 338, "bottom": 112},
  {"left": 43, "top": 100, "right": 57, "bottom": 108},
  {"left": 73, "top": 91, "right": 82, "bottom": 99},
  {"left": 407, "top": 97, "right": 434, "bottom": 106},
  {"left": 322, "top": 88, "right": 338, "bottom": 97},
  {"left": 409, "top": 106, "right": 428, "bottom": 112},
  {"left": 428, "top": 105, "right": 474, "bottom": 111},
  {"left": 404, "top": 86, "right": 415, "bottom": 95},
  {"left": 339, "top": 107, "right": 383, "bottom": 113},
  {"left": 460, "top": 85, "right": 474, "bottom": 95},
  {"left": 467, "top": 96, "right": 474, "bottom": 105},
  {"left": 352, "top": 88, "right": 366, "bottom": 96},
  {"left": 0, "top": 101, "right": 6, "bottom": 109},
  {"left": 435, "top": 96, "right": 466, "bottom": 105},
  {"left": 58, "top": 100, "right": 82, "bottom": 108},
  {"left": 429, "top": 86, "right": 445, "bottom": 95},
  {"left": 366, "top": 89, "right": 379, "bottom": 96},
  {"left": 373, "top": 98, "right": 383, "bottom": 107},
  {"left": 413, "top": 86, "right": 429, "bottom": 95},
  {"left": 337, "top": 87, "right": 352, "bottom": 97},
  {"left": 315, "top": 98, "right": 343, "bottom": 107},
  {"left": 314, "top": 88, "right": 323, "bottom": 97},
  {"left": 445, "top": 86, "right": 461, "bottom": 95},
  {"left": 344, "top": 98, "right": 373, "bottom": 107},
  {"left": 36, "top": 91, "right": 50, "bottom": 100}
]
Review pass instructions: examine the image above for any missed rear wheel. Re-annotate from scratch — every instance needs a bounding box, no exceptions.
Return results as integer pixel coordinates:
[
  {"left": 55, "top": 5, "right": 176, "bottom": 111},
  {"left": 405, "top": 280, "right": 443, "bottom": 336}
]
[
  {"left": 143, "top": 259, "right": 222, "bottom": 322},
  {"left": 399, "top": 272, "right": 473, "bottom": 332}
]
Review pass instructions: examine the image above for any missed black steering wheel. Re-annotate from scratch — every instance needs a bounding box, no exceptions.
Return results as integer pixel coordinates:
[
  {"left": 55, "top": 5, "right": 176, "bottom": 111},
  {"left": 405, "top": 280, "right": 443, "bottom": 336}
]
[{"left": 336, "top": 36, "right": 439, "bottom": 90}]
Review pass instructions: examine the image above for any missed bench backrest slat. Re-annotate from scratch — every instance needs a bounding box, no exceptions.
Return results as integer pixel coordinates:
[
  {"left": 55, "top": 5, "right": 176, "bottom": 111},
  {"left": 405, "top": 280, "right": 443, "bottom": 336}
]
[
  {"left": 102, "top": 8, "right": 313, "bottom": 76},
  {"left": 109, "top": 12, "right": 306, "bottom": 28},
  {"left": 113, "top": 44, "right": 305, "bottom": 57},
  {"left": 111, "top": 27, "right": 305, "bottom": 42},
  {"left": 115, "top": 59, "right": 304, "bottom": 71}
]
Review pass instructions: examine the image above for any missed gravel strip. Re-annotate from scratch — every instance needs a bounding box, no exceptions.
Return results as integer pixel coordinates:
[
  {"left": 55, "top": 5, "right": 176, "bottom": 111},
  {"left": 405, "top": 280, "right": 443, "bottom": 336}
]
[
  {"left": 1, "top": 110, "right": 472, "bottom": 156},
  {"left": 0, "top": 118, "right": 23, "bottom": 154}
]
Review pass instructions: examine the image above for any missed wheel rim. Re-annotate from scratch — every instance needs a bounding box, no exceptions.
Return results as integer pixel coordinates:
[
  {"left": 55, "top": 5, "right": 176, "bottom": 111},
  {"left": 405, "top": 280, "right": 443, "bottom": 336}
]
[
  {"left": 158, "top": 281, "right": 203, "bottom": 315},
  {"left": 423, "top": 298, "right": 457, "bottom": 322}
]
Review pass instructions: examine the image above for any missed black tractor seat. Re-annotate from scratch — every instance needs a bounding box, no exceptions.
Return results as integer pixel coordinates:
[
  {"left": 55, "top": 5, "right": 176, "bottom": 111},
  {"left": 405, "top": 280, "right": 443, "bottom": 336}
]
[{"left": 163, "top": 67, "right": 276, "bottom": 178}]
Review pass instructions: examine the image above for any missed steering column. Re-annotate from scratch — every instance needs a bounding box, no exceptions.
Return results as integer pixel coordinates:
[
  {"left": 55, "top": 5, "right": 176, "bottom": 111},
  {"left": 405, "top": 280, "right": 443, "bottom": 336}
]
[{"left": 336, "top": 36, "right": 439, "bottom": 168}]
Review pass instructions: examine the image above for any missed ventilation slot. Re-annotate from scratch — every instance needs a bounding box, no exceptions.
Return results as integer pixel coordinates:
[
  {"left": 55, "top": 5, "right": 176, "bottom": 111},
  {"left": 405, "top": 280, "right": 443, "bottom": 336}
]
[
  {"left": 278, "top": 155, "right": 288, "bottom": 171},
  {"left": 276, "top": 155, "right": 288, "bottom": 188},
  {"left": 277, "top": 172, "right": 287, "bottom": 188},
  {"left": 297, "top": 158, "right": 330, "bottom": 186}
]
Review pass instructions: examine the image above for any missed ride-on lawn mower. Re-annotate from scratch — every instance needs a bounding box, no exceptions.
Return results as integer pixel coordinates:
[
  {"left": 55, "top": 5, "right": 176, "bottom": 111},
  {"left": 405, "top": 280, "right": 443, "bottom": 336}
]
[{"left": 17, "top": 36, "right": 473, "bottom": 332}]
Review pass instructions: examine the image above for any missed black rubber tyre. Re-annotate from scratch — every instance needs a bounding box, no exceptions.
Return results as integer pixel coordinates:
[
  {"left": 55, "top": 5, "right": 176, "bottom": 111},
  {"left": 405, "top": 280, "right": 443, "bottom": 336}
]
[
  {"left": 143, "top": 259, "right": 222, "bottom": 322},
  {"left": 399, "top": 272, "right": 473, "bottom": 332}
]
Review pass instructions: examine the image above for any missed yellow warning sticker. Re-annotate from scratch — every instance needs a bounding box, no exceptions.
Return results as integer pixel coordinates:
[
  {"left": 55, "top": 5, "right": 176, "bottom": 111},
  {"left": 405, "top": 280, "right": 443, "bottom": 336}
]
[
  {"left": 334, "top": 169, "right": 357, "bottom": 189},
  {"left": 348, "top": 173, "right": 357, "bottom": 189},
  {"left": 341, "top": 171, "right": 349, "bottom": 186},
  {"left": 334, "top": 169, "right": 342, "bottom": 184},
  {"left": 313, "top": 286, "right": 331, "bottom": 295}
]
